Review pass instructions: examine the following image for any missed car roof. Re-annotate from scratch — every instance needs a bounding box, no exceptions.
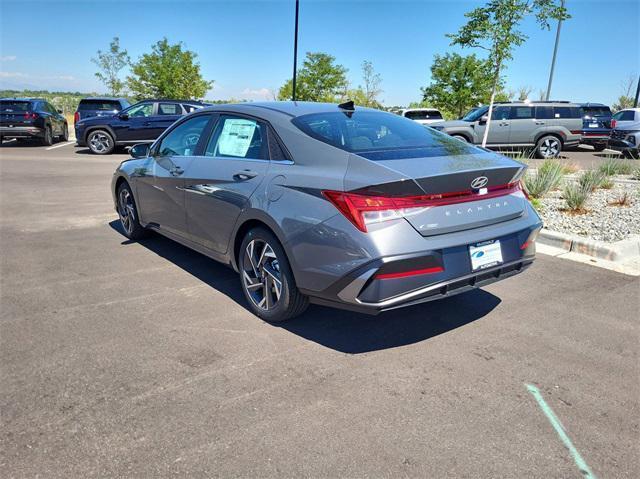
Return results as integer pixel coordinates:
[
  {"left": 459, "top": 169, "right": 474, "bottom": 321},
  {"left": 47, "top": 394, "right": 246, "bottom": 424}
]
[
  {"left": 199, "top": 101, "right": 382, "bottom": 118},
  {"left": 0, "top": 97, "right": 44, "bottom": 101},
  {"left": 402, "top": 108, "right": 441, "bottom": 112},
  {"left": 579, "top": 102, "right": 609, "bottom": 107},
  {"left": 80, "top": 97, "right": 129, "bottom": 102}
]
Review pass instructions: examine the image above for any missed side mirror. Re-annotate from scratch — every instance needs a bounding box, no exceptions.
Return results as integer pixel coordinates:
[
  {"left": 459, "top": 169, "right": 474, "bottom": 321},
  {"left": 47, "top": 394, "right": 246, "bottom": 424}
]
[
  {"left": 130, "top": 143, "right": 150, "bottom": 159},
  {"left": 119, "top": 113, "right": 129, "bottom": 120},
  {"left": 479, "top": 115, "right": 489, "bottom": 124}
]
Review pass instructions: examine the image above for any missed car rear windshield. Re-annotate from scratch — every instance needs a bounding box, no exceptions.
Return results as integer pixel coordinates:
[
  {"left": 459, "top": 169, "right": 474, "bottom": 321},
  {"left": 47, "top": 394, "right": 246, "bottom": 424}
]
[
  {"left": 0, "top": 101, "right": 32, "bottom": 112},
  {"left": 582, "top": 106, "right": 611, "bottom": 118},
  {"left": 404, "top": 110, "right": 443, "bottom": 120},
  {"left": 292, "top": 110, "right": 479, "bottom": 160},
  {"left": 78, "top": 100, "right": 126, "bottom": 111}
]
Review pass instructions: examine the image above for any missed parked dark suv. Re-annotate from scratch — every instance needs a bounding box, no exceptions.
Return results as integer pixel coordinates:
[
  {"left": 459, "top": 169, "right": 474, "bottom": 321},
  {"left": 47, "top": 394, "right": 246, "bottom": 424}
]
[
  {"left": 579, "top": 103, "right": 612, "bottom": 151},
  {"left": 75, "top": 99, "right": 208, "bottom": 154},
  {"left": 0, "top": 98, "right": 69, "bottom": 145},
  {"left": 74, "top": 97, "right": 130, "bottom": 124}
]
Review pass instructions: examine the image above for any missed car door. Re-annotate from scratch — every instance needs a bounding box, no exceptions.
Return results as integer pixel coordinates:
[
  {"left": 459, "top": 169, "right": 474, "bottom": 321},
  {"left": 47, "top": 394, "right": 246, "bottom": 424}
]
[
  {"left": 138, "top": 114, "right": 214, "bottom": 237},
  {"left": 114, "top": 102, "right": 155, "bottom": 142},
  {"left": 44, "top": 102, "right": 64, "bottom": 135},
  {"left": 508, "top": 105, "right": 535, "bottom": 144},
  {"left": 184, "top": 114, "right": 271, "bottom": 254},
  {"left": 474, "top": 106, "right": 511, "bottom": 145},
  {"left": 146, "top": 102, "right": 184, "bottom": 139}
]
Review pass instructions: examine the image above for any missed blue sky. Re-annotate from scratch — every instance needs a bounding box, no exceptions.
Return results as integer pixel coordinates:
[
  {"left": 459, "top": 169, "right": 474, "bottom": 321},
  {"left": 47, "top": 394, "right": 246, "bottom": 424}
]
[{"left": 1, "top": 0, "right": 638, "bottom": 106}]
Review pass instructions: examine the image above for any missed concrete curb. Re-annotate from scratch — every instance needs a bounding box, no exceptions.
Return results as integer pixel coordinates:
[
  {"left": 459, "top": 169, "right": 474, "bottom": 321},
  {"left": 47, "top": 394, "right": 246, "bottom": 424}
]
[{"left": 538, "top": 229, "right": 640, "bottom": 263}]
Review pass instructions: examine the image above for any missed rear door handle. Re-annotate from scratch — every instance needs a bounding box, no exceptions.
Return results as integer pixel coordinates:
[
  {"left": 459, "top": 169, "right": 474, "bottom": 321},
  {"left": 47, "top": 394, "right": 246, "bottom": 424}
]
[
  {"left": 170, "top": 166, "right": 184, "bottom": 176},
  {"left": 535, "top": 121, "right": 545, "bottom": 125},
  {"left": 233, "top": 170, "right": 258, "bottom": 181}
]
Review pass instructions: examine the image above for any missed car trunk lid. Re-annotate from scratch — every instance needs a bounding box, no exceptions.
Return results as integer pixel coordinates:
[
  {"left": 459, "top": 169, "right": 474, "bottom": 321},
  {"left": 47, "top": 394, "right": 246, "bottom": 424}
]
[{"left": 0, "top": 100, "right": 34, "bottom": 127}]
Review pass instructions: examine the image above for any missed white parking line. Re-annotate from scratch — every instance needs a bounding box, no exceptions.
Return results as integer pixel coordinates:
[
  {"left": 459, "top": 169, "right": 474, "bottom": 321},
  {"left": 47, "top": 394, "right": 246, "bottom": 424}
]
[{"left": 46, "top": 141, "right": 74, "bottom": 151}]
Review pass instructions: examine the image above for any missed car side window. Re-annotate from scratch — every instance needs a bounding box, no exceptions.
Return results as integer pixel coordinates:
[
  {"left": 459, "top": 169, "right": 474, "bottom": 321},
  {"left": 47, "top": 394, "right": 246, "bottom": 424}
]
[
  {"left": 491, "top": 106, "right": 510, "bottom": 121},
  {"left": 535, "top": 106, "right": 554, "bottom": 119},
  {"left": 155, "top": 115, "right": 211, "bottom": 157},
  {"left": 183, "top": 104, "right": 200, "bottom": 113},
  {"left": 127, "top": 103, "right": 154, "bottom": 118},
  {"left": 158, "top": 103, "right": 182, "bottom": 115},
  {"left": 510, "top": 106, "right": 533, "bottom": 119},
  {"left": 205, "top": 116, "right": 267, "bottom": 160}
]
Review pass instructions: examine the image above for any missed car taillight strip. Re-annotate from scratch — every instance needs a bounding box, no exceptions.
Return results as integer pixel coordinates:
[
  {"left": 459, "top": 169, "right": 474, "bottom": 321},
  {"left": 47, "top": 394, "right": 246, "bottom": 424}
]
[
  {"left": 323, "top": 182, "right": 523, "bottom": 232},
  {"left": 376, "top": 266, "right": 444, "bottom": 280}
]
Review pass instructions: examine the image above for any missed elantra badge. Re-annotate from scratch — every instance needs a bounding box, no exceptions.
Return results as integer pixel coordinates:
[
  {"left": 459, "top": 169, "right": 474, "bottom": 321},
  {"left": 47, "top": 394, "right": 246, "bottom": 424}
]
[{"left": 470, "top": 176, "right": 489, "bottom": 189}]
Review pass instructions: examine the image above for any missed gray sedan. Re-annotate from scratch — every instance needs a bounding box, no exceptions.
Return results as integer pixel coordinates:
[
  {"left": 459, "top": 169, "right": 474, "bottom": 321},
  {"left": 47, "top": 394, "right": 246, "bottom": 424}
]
[{"left": 112, "top": 101, "right": 542, "bottom": 322}]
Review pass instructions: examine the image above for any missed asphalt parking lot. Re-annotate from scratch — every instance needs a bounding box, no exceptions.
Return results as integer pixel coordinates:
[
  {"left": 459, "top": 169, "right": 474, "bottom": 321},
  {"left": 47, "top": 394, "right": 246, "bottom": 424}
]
[{"left": 1, "top": 141, "right": 638, "bottom": 478}]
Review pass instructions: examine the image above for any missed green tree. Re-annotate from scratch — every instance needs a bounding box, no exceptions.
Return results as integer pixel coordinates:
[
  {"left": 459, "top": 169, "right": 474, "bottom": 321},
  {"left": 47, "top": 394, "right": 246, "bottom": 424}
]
[
  {"left": 448, "top": 0, "right": 569, "bottom": 146},
  {"left": 127, "top": 38, "right": 213, "bottom": 100},
  {"left": 421, "top": 53, "right": 500, "bottom": 119},
  {"left": 91, "top": 37, "right": 130, "bottom": 96},
  {"left": 278, "top": 52, "right": 348, "bottom": 102},
  {"left": 612, "top": 74, "right": 637, "bottom": 111},
  {"left": 360, "top": 60, "right": 383, "bottom": 107}
]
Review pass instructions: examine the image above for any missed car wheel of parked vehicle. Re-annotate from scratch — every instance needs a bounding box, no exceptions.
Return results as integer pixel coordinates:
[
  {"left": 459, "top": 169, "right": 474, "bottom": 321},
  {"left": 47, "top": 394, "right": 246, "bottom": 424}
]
[
  {"left": 88, "top": 130, "right": 115, "bottom": 154},
  {"left": 623, "top": 149, "right": 639, "bottom": 160},
  {"left": 535, "top": 135, "right": 562, "bottom": 159},
  {"left": 451, "top": 134, "right": 468, "bottom": 142},
  {"left": 592, "top": 144, "right": 606, "bottom": 152},
  {"left": 239, "top": 228, "right": 308, "bottom": 322},
  {"left": 42, "top": 126, "right": 53, "bottom": 146},
  {"left": 117, "top": 182, "right": 147, "bottom": 240},
  {"left": 59, "top": 123, "right": 69, "bottom": 142}
]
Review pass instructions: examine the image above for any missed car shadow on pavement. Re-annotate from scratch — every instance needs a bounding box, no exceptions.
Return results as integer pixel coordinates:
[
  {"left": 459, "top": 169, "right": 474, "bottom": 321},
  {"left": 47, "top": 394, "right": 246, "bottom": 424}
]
[{"left": 110, "top": 221, "right": 501, "bottom": 354}]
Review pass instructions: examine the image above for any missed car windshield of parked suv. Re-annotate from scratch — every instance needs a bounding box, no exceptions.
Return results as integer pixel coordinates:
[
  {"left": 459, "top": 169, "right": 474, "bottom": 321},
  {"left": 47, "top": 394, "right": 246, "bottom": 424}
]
[
  {"left": 78, "top": 100, "right": 126, "bottom": 111},
  {"left": 582, "top": 106, "right": 611, "bottom": 118},
  {"left": 293, "top": 110, "right": 478, "bottom": 159},
  {"left": 461, "top": 106, "right": 488, "bottom": 122},
  {"left": 404, "top": 110, "right": 443, "bottom": 121},
  {"left": 0, "top": 100, "right": 32, "bottom": 112}
]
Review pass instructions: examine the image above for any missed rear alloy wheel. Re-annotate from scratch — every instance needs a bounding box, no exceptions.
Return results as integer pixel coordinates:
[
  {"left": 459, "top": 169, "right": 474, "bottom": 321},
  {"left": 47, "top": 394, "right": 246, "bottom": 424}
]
[
  {"left": 239, "top": 228, "right": 308, "bottom": 322},
  {"left": 42, "top": 126, "right": 53, "bottom": 146},
  {"left": 535, "top": 135, "right": 562, "bottom": 159},
  {"left": 116, "top": 182, "right": 147, "bottom": 240},
  {"left": 88, "top": 130, "right": 115, "bottom": 155}
]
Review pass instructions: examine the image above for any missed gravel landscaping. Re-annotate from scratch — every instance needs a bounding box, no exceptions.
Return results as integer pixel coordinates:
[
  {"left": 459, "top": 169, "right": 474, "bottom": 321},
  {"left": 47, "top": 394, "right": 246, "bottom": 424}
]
[{"left": 537, "top": 178, "right": 640, "bottom": 243}]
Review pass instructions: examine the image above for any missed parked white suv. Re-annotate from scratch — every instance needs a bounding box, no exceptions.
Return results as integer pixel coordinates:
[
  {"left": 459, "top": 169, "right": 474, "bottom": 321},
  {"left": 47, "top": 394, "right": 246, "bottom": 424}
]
[
  {"left": 398, "top": 108, "right": 444, "bottom": 125},
  {"left": 609, "top": 108, "right": 640, "bottom": 159}
]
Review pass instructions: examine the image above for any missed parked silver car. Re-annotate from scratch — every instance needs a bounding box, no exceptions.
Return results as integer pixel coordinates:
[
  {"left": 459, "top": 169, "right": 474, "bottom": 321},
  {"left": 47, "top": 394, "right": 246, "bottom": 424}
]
[
  {"left": 609, "top": 108, "right": 640, "bottom": 159},
  {"left": 112, "top": 102, "right": 542, "bottom": 322},
  {"left": 431, "top": 101, "right": 583, "bottom": 158}
]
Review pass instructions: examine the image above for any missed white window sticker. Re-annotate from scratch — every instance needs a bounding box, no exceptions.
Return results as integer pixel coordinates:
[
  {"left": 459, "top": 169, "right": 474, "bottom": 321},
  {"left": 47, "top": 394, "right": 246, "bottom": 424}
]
[{"left": 216, "top": 119, "right": 257, "bottom": 157}]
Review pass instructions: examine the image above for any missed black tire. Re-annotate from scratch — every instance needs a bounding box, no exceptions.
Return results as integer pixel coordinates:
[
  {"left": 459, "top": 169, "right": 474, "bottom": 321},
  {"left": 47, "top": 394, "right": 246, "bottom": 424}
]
[
  {"left": 535, "top": 135, "right": 562, "bottom": 159},
  {"left": 116, "top": 181, "right": 147, "bottom": 240},
  {"left": 623, "top": 149, "right": 639, "bottom": 160},
  {"left": 59, "top": 123, "right": 69, "bottom": 142},
  {"left": 41, "top": 126, "right": 53, "bottom": 146},
  {"left": 451, "top": 134, "right": 468, "bottom": 142},
  {"left": 87, "top": 129, "right": 115, "bottom": 155},
  {"left": 238, "top": 228, "right": 308, "bottom": 322},
  {"left": 592, "top": 144, "right": 606, "bottom": 152}
]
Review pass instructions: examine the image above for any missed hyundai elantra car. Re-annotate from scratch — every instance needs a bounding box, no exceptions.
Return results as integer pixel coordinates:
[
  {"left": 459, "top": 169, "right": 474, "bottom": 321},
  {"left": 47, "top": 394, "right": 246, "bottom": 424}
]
[{"left": 112, "top": 101, "right": 542, "bottom": 322}]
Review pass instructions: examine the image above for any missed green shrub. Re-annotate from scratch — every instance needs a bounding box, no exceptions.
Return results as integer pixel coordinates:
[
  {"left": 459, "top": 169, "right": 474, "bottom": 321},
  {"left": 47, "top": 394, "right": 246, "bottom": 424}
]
[
  {"left": 600, "top": 177, "right": 614, "bottom": 189},
  {"left": 523, "top": 159, "right": 565, "bottom": 198},
  {"left": 598, "top": 158, "right": 633, "bottom": 176},
  {"left": 632, "top": 167, "right": 640, "bottom": 181},
  {"left": 563, "top": 182, "right": 590, "bottom": 212},
  {"left": 578, "top": 170, "right": 606, "bottom": 192}
]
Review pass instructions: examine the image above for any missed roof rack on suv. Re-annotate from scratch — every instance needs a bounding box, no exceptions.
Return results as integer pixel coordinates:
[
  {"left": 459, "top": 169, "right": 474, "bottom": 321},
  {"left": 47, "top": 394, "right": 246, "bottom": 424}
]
[{"left": 495, "top": 100, "right": 572, "bottom": 104}]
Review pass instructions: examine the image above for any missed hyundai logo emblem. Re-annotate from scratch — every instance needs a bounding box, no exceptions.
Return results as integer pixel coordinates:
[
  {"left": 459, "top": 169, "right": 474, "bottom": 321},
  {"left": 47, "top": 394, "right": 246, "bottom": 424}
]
[{"left": 471, "top": 176, "right": 489, "bottom": 189}]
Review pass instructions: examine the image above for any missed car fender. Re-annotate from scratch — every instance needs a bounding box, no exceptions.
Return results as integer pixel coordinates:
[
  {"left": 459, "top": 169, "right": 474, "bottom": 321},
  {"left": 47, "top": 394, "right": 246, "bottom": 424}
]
[
  {"left": 83, "top": 124, "right": 118, "bottom": 143},
  {"left": 443, "top": 127, "right": 474, "bottom": 142}
]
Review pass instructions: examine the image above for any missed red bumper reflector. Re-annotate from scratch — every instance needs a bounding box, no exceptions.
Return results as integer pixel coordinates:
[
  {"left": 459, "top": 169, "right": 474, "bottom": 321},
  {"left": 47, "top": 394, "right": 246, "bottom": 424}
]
[{"left": 375, "top": 266, "right": 444, "bottom": 280}]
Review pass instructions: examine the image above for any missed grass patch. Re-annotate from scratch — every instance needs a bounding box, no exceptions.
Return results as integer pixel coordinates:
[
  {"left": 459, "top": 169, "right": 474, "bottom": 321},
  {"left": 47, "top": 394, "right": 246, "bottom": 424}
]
[
  {"left": 609, "top": 191, "right": 633, "bottom": 207},
  {"left": 561, "top": 162, "right": 579, "bottom": 175},
  {"left": 523, "top": 159, "right": 564, "bottom": 198},
  {"left": 562, "top": 182, "right": 591, "bottom": 213},
  {"left": 578, "top": 170, "right": 606, "bottom": 192},
  {"left": 632, "top": 167, "right": 640, "bottom": 181},
  {"left": 598, "top": 158, "right": 633, "bottom": 176}
]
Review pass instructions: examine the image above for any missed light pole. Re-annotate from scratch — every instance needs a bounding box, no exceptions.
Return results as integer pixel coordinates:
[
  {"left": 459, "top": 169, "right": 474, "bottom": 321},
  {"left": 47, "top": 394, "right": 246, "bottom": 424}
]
[
  {"left": 545, "top": 0, "right": 565, "bottom": 101},
  {"left": 292, "top": 0, "right": 300, "bottom": 101},
  {"left": 634, "top": 74, "right": 640, "bottom": 108}
]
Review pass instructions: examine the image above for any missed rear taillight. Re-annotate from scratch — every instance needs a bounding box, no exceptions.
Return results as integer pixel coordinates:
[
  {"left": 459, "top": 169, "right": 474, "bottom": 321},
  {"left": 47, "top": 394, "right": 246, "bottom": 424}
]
[
  {"left": 323, "top": 182, "right": 523, "bottom": 233},
  {"left": 74, "top": 111, "right": 79, "bottom": 124},
  {"left": 611, "top": 119, "right": 617, "bottom": 128},
  {"left": 23, "top": 112, "right": 38, "bottom": 120},
  {"left": 375, "top": 266, "right": 444, "bottom": 280}
]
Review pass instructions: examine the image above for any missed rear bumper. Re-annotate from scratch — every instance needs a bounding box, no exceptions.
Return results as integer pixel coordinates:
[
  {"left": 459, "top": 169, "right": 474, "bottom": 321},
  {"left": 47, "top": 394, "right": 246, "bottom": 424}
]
[
  {"left": 0, "top": 126, "right": 44, "bottom": 139},
  {"left": 304, "top": 223, "right": 541, "bottom": 315},
  {"left": 608, "top": 138, "right": 637, "bottom": 152}
]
